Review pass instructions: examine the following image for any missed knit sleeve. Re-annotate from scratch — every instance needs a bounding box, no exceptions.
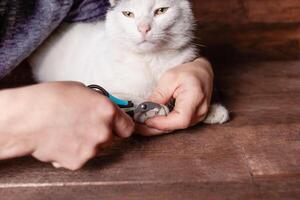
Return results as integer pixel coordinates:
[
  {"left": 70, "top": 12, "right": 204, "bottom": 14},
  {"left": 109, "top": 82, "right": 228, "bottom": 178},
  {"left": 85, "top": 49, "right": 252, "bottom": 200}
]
[
  {"left": 0, "top": 0, "right": 110, "bottom": 79},
  {"left": 65, "top": 0, "right": 110, "bottom": 22},
  {"left": 0, "top": 0, "right": 73, "bottom": 79}
]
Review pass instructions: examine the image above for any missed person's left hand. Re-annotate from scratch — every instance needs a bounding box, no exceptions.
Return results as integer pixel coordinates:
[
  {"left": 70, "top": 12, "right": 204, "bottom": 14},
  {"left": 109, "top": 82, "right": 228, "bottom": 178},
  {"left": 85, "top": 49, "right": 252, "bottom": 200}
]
[{"left": 135, "top": 58, "right": 214, "bottom": 136}]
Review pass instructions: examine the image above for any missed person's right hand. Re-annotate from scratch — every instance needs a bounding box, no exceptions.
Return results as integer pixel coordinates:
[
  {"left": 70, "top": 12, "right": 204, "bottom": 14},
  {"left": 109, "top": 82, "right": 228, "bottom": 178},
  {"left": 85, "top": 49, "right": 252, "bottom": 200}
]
[{"left": 0, "top": 82, "right": 134, "bottom": 170}]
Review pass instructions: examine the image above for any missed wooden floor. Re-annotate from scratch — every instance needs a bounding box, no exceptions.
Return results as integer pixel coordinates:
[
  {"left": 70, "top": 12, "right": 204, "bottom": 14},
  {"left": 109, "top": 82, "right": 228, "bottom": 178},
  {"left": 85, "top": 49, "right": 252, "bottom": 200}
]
[{"left": 0, "top": 60, "right": 300, "bottom": 199}]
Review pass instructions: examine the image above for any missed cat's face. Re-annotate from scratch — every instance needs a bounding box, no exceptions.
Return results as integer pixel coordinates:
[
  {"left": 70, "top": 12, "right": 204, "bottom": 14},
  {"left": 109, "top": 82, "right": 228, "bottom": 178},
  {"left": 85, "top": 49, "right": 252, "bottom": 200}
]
[{"left": 106, "top": 0, "right": 195, "bottom": 53}]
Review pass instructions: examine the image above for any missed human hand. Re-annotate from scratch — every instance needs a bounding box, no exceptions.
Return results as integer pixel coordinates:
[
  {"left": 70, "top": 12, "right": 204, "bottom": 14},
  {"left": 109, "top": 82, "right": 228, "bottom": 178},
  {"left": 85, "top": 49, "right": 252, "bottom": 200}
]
[
  {"left": 136, "top": 58, "right": 214, "bottom": 136},
  {"left": 0, "top": 82, "right": 134, "bottom": 170}
]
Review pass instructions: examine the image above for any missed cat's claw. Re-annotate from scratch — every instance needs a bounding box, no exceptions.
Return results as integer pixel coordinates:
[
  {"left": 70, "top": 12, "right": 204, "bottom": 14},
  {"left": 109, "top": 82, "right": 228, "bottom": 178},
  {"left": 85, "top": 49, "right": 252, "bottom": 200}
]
[{"left": 203, "top": 104, "right": 230, "bottom": 124}]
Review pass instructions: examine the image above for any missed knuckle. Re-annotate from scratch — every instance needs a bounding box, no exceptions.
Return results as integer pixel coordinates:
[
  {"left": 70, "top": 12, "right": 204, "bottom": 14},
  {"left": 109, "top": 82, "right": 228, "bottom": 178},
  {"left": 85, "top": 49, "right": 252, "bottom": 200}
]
[
  {"left": 152, "top": 89, "right": 165, "bottom": 100},
  {"left": 198, "top": 104, "right": 209, "bottom": 117},
  {"left": 68, "top": 163, "right": 83, "bottom": 171},
  {"left": 91, "top": 127, "right": 112, "bottom": 144},
  {"left": 195, "top": 91, "right": 205, "bottom": 101},
  {"left": 87, "top": 127, "right": 113, "bottom": 147},
  {"left": 163, "top": 70, "right": 177, "bottom": 80},
  {"left": 178, "top": 117, "right": 192, "bottom": 129},
  {"left": 195, "top": 81, "right": 205, "bottom": 92},
  {"left": 122, "top": 122, "right": 135, "bottom": 138},
  {"left": 76, "top": 146, "right": 98, "bottom": 166},
  {"left": 62, "top": 81, "right": 85, "bottom": 87},
  {"left": 190, "top": 73, "right": 202, "bottom": 83},
  {"left": 198, "top": 85, "right": 205, "bottom": 95},
  {"left": 178, "top": 70, "right": 194, "bottom": 80},
  {"left": 192, "top": 87, "right": 205, "bottom": 102},
  {"left": 72, "top": 82, "right": 85, "bottom": 87},
  {"left": 95, "top": 99, "right": 116, "bottom": 119},
  {"left": 32, "top": 150, "right": 46, "bottom": 162},
  {"left": 88, "top": 149, "right": 98, "bottom": 158},
  {"left": 66, "top": 159, "right": 86, "bottom": 171},
  {"left": 97, "top": 130, "right": 112, "bottom": 143},
  {"left": 105, "top": 104, "right": 117, "bottom": 118},
  {"left": 81, "top": 148, "right": 97, "bottom": 160}
]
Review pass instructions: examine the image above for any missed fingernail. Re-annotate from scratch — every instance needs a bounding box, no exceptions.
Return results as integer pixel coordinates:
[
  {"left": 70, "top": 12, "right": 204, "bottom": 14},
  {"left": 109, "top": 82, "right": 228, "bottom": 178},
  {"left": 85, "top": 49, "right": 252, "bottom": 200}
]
[{"left": 52, "top": 162, "right": 62, "bottom": 168}]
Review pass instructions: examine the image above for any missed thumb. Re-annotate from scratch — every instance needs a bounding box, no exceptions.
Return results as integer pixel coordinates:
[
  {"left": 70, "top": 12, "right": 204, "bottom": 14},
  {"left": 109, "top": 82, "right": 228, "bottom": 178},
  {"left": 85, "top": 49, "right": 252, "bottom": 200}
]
[{"left": 113, "top": 108, "right": 135, "bottom": 138}]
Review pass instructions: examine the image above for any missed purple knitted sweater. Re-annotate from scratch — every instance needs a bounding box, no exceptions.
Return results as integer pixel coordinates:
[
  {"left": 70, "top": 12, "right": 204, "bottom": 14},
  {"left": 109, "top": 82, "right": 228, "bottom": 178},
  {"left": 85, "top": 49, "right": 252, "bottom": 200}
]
[{"left": 0, "top": 0, "right": 110, "bottom": 79}]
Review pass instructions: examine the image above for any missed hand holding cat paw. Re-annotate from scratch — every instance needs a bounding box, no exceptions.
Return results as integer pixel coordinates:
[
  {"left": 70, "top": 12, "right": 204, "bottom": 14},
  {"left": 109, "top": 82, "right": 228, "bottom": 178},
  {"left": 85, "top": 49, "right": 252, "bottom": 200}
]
[{"left": 136, "top": 58, "right": 213, "bottom": 136}]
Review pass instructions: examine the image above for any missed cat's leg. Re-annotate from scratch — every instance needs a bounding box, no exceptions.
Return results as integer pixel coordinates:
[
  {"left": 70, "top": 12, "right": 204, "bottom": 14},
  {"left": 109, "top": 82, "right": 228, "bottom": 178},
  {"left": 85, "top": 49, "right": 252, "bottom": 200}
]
[{"left": 203, "top": 104, "right": 230, "bottom": 124}]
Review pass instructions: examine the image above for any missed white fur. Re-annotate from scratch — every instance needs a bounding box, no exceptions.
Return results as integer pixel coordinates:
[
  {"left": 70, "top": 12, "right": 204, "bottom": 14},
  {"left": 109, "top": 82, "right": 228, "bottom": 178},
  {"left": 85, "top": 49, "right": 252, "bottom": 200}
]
[
  {"left": 29, "top": 0, "right": 229, "bottom": 124},
  {"left": 203, "top": 104, "right": 230, "bottom": 124}
]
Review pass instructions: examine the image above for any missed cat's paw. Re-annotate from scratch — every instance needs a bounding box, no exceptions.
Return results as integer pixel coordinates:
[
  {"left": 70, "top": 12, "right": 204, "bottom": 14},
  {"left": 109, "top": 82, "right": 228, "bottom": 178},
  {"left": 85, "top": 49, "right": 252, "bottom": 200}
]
[
  {"left": 203, "top": 104, "right": 230, "bottom": 124},
  {"left": 134, "top": 103, "right": 169, "bottom": 124}
]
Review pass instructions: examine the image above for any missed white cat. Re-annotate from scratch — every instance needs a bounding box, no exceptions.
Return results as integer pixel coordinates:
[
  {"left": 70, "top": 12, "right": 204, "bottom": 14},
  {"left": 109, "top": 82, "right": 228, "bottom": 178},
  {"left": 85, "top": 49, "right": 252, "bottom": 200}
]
[{"left": 29, "top": 0, "right": 229, "bottom": 124}]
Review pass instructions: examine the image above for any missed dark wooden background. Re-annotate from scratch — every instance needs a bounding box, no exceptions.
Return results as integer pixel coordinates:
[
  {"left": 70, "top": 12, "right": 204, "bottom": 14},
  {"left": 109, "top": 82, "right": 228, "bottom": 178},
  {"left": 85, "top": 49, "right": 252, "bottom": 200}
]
[{"left": 192, "top": 0, "right": 300, "bottom": 62}]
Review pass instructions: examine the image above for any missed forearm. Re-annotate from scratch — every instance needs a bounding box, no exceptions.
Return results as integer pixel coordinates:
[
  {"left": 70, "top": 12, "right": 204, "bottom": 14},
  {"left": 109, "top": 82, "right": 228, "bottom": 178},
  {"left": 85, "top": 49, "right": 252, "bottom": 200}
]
[{"left": 0, "top": 88, "right": 35, "bottom": 160}]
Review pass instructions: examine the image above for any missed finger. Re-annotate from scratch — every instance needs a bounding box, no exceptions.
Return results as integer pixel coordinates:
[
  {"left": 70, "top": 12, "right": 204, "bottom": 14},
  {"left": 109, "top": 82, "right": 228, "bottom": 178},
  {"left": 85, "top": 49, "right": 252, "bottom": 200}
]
[
  {"left": 148, "top": 88, "right": 172, "bottom": 104},
  {"left": 148, "top": 75, "right": 176, "bottom": 104},
  {"left": 135, "top": 124, "right": 170, "bottom": 136},
  {"left": 190, "top": 99, "right": 208, "bottom": 127},
  {"left": 146, "top": 88, "right": 203, "bottom": 131},
  {"left": 0, "top": 141, "right": 35, "bottom": 160},
  {"left": 190, "top": 100, "right": 209, "bottom": 126},
  {"left": 55, "top": 158, "right": 86, "bottom": 171},
  {"left": 113, "top": 108, "right": 135, "bottom": 138},
  {"left": 95, "top": 129, "right": 114, "bottom": 150}
]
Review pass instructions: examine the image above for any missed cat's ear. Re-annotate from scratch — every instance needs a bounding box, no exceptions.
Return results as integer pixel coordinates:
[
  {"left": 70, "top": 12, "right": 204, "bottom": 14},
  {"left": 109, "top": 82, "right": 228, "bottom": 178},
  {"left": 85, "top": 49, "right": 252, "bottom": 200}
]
[{"left": 109, "top": 0, "right": 119, "bottom": 7}]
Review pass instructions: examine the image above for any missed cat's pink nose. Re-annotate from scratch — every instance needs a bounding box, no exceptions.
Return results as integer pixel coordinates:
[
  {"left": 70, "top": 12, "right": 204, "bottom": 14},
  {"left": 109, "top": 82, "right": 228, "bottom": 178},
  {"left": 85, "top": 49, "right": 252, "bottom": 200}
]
[{"left": 137, "top": 23, "right": 151, "bottom": 35}]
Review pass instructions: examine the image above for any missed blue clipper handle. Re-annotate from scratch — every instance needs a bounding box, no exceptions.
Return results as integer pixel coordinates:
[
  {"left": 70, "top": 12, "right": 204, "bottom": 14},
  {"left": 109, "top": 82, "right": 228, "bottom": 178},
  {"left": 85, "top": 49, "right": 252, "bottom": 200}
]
[
  {"left": 88, "top": 85, "right": 134, "bottom": 108},
  {"left": 108, "top": 94, "right": 134, "bottom": 108}
]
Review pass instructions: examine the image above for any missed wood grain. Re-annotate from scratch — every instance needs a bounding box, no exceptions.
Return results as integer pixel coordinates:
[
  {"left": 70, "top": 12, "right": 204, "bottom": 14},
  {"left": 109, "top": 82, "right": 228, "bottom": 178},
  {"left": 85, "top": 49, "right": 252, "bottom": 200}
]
[
  {"left": 192, "top": 0, "right": 300, "bottom": 61},
  {"left": 0, "top": 126, "right": 252, "bottom": 184},
  {"left": 0, "top": 180, "right": 299, "bottom": 200}
]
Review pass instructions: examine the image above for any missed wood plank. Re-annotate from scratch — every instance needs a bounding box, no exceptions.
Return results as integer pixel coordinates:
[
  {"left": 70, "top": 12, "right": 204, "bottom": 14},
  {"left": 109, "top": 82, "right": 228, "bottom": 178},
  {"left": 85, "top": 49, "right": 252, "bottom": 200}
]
[
  {"left": 0, "top": 126, "right": 251, "bottom": 184},
  {"left": 0, "top": 182, "right": 260, "bottom": 200},
  {"left": 230, "top": 124, "right": 300, "bottom": 178},
  {"left": 193, "top": 0, "right": 300, "bottom": 24},
  {"left": 192, "top": 0, "right": 300, "bottom": 61},
  {"left": 225, "top": 108, "right": 300, "bottom": 127},
  {"left": 216, "top": 61, "right": 300, "bottom": 96},
  {"left": 213, "top": 61, "right": 300, "bottom": 126},
  {"left": 0, "top": 180, "right": 299, "bottom": 200},
  {"left": 256, "top": 179, "right": 300, "bottom": 200},
  {"left": 244, "top": 0, "right": 300, "bottom": 23}
]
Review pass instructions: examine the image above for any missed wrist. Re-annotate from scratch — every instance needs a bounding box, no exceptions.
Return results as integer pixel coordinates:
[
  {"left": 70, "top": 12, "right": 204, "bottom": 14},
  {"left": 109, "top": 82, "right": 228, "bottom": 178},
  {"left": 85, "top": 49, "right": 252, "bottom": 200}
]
[{"left": 0, "top": 88, "right": 35, "bottom": 159}]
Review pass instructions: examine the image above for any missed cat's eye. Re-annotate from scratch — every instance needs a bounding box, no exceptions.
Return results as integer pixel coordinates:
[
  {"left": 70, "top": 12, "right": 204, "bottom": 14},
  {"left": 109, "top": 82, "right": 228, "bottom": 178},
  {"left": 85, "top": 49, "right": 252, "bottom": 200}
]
[
  {"left": 154, "top": 7, "right": 169, "bottom": 16},
  {"left": 122, "top": 11, "right": 135, "bottom": 18}
]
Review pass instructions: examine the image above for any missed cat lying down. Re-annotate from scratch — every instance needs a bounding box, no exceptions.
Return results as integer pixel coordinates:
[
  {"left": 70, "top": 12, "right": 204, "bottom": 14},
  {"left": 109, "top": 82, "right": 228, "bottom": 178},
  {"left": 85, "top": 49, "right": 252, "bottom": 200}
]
[{"left": 29, "top": 0, "right": 229, "bottom": 125}]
